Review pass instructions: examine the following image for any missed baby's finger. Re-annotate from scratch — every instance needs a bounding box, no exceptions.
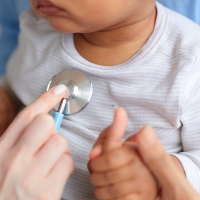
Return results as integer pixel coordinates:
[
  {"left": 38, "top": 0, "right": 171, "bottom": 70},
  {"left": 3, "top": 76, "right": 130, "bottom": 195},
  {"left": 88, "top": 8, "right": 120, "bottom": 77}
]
[
  {"left": 135, "top": 125, "right": 198, "bottom": 199},
  {"left": 90, "top": 146, "right": 134, "bottom": 172},
  {"left": 134, "top": 126, "right": 178, "bottom": 187},
  {"left": 89, "top": 144, "right": 103, "bottom": 160},
  {"left": 94, "top": 177, "right": 144, "bottom": 200},
  {"left": 91, "top": 111, "right": 124, "bottom": 149},
  {"left": 1, "top": 84, "right": 66, "bottom": 150},
  {"left": 90, "top": 108, "right": 127, "bottom": 160},
  {"left": 90, "top": 156, "right": 140, "bottom": 186},
  {"left": 103, "top": 107, "right": 127, "bottom": 152}
]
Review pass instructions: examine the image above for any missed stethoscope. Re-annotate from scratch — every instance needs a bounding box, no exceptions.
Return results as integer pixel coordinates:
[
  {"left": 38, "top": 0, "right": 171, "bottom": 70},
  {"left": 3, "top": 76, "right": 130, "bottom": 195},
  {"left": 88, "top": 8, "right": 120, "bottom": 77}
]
[{"left": 47, "top": 69, "right": 93, "bottom": 131}]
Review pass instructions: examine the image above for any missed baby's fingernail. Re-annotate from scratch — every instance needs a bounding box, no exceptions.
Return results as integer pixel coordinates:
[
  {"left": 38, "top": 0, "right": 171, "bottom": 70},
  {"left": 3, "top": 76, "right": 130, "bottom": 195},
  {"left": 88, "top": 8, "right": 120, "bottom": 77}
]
[
  {"left": 113, "top": 105, "right": 120, "bottom": 111},
  {"left": 142, "top": 125, "right": 156, "bottom": 147},
  {"left": 52, "top": 84, "right": 66, "bottom": 96}
]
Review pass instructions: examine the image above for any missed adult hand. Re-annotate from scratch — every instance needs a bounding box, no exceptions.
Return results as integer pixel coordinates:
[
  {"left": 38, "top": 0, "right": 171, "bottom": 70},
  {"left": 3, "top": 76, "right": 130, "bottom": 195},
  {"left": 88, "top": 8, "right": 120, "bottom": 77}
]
[
  {"left": 132, "top": 125, "right": 200, "bottom": 200},
  {"left": 0, "top": 87, "right": 17, "bottom": 136},
  {"left": 88, "top": 108, "right": 158, "bottom": 200},
  {"left": 0, "top": 84, "right": 74, "bottom": 200}
]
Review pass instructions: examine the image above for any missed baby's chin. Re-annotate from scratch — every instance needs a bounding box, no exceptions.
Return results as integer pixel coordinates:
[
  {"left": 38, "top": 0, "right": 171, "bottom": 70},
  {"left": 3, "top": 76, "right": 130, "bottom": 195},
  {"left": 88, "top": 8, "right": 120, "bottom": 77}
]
[
  {"left": 46, "top": 16, "right": 106, "bottom": 34},
  {"left": 33, "top": 8, "right": 118, "bottom": 34},
  {"left": 47, "top": 18, "right": 84, "bottom": 33}
]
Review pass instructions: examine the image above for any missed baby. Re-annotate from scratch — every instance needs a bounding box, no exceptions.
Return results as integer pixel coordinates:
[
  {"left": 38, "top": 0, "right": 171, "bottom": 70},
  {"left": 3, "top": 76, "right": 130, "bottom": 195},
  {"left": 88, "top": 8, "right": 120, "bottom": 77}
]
[{"left": 1, "top": 0, "right": 200, "bottom": 199}]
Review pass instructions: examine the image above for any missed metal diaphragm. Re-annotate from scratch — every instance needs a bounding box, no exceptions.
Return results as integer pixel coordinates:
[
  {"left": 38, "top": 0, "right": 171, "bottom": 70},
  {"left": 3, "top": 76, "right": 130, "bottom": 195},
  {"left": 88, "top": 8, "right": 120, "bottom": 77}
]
[{"left": 47, "top": 69, "right": 93, "bottom": 116}]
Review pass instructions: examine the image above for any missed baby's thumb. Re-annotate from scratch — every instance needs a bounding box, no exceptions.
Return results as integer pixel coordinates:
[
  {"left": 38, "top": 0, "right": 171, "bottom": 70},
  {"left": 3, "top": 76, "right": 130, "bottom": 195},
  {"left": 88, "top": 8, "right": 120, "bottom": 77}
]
[
  {"left": 134, "top": 126, "right": 182, "bottom": 188},
  {"left": 103, "top": 107, "right": 127, "bottom": 152},
  {"left": 135, "top": 126, "right": 200, "bottom": 200},
  {"left": 89, "top": 107, "right": 127, "bottom": 159}
]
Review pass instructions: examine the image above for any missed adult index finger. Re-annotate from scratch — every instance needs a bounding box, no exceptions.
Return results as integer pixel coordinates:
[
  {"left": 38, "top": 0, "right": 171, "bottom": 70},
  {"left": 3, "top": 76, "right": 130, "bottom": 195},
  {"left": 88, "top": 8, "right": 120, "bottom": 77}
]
[{"left": 1, "top": 84, "right": 66, "bottom": 149}]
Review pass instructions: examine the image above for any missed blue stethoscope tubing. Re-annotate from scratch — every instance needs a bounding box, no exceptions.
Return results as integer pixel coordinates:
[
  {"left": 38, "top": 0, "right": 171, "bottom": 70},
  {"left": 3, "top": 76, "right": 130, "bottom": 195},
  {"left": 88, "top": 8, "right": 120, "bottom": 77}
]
[
  {"left": 53, "top": 98, "right": 67, "bottom": 131},
  {"left": 54, "top": 112, "right": 64, "bottom": 131}
]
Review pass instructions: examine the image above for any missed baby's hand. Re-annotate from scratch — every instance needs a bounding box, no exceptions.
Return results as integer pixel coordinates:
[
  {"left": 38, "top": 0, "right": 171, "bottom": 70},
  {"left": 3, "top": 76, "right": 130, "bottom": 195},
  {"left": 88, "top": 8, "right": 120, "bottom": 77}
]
[
  {"left": 88, "top": 108, "right": 158, "bottom": 200},
  {"left": 89, "top": 144, "right": 158, "bottom": 200},
  {"left": 0, "top": 88, "right": 17, "bottom": 136}
]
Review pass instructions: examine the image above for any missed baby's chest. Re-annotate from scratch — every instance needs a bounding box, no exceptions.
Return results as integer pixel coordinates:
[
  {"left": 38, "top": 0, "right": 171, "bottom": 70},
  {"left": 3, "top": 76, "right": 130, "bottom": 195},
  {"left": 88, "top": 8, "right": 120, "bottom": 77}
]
[{"left": 62, "top": 76, "right": 182, "bottom": 153}]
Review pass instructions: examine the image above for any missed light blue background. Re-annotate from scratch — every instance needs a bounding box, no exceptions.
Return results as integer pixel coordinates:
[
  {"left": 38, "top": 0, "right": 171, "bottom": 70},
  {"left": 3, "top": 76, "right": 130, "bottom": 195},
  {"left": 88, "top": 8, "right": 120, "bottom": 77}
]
[
  {"left": 0, "top": 0, "right": 30, "bottom": 75},
  {"left": 158, "top": 0, "right": 200, "bottom": 24}
]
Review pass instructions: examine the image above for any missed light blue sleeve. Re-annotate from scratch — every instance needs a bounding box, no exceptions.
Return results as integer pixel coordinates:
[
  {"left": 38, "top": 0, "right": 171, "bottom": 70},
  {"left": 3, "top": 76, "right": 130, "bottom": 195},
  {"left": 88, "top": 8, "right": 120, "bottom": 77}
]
[
  {"left": 158, "top": 0, "right": 200, "bottom": 25},
  {"left": 0, "top": 0, "right": 30, "bottom": 76}
]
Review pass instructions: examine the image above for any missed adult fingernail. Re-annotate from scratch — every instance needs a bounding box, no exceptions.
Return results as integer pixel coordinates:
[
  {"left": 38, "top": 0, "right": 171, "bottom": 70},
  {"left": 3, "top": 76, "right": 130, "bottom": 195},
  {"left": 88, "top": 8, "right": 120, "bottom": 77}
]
[
  {"left": 142, "top": 125, "right": 156, "bottom": 147},
  {"left": 51, "top": 84, "right": 66, "bottom": 96}
]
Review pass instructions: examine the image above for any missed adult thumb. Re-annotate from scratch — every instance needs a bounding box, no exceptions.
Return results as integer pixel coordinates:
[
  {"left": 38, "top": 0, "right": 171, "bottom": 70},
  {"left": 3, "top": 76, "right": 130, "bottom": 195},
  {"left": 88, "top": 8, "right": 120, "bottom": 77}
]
[{"left": 134, "top": 126, "right": 199, "bottom": 200}]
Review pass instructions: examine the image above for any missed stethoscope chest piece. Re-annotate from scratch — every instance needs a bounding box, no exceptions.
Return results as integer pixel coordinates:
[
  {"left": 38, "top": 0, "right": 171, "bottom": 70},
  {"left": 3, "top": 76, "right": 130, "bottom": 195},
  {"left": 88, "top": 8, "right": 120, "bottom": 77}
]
[{"left": 47, "top": 69, "right": 93, "bottom": 116}]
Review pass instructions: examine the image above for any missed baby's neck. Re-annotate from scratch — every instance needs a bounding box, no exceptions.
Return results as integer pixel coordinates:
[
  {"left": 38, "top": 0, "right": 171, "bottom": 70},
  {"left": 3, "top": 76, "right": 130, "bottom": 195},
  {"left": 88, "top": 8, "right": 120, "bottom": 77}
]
[{"left": 74, "top": 8, "right": 157, "bottom": 66}]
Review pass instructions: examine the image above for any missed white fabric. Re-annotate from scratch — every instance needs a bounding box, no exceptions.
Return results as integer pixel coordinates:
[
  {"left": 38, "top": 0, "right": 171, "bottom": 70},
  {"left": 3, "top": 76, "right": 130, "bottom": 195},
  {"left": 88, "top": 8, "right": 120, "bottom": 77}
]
[{"left": 3, "top": 2, "right": 200, "bottom": 199}]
